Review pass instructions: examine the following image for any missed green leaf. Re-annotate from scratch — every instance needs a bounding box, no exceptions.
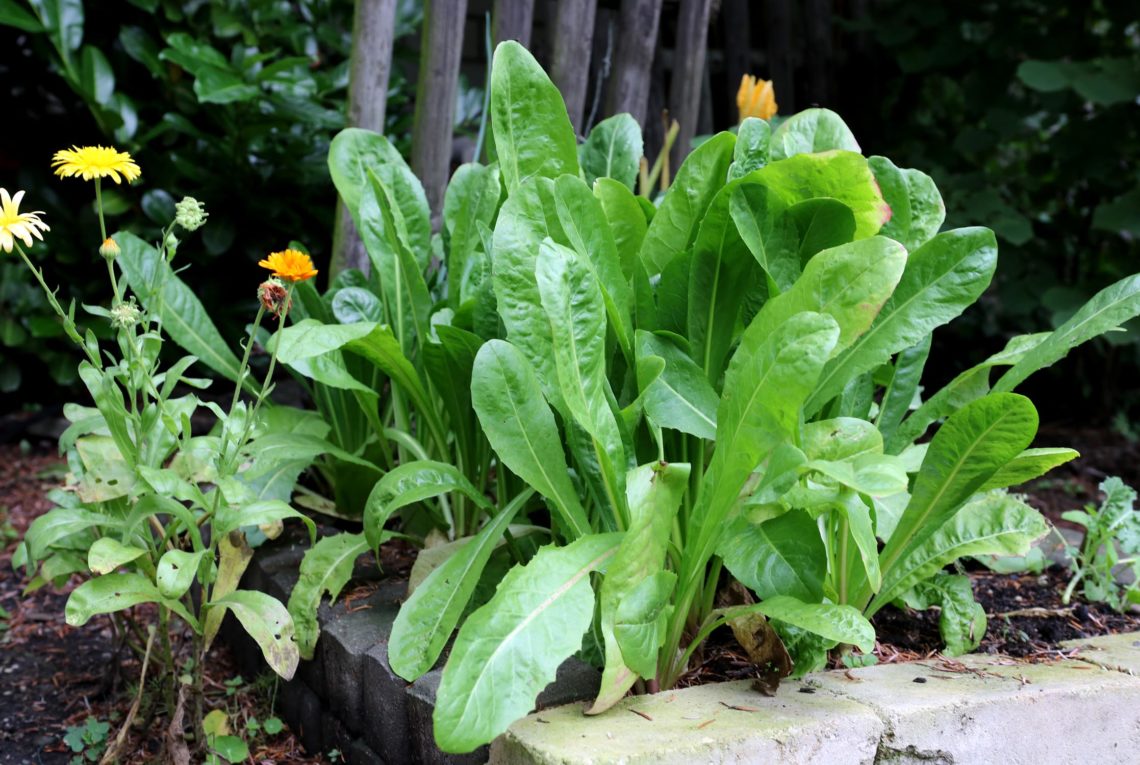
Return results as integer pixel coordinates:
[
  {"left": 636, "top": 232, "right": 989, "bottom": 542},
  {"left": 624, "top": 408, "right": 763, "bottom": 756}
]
[
  {"left": 535, "top": 240, "right": 627, "bottom": 518},
  {"left": 214, "top": 499, "right": 315, "bottom": 545},
  {"left": 876, "top": 394, "right": 1039, "bottom": 599},
  {"left": 730, "top": 183, "right": 799, "bottom": 293},
  {"left": 472, "top": 340, "right": 590, "bottom": 536},
  {"left": 65, "top": 572, "right": 194, "bottom": 628},
  {"left": 876, "top": 491, "right": 1047, "bottom": 612},
  {"left": 808, "top": 228, "right": 997, "bottom": 414},
  {"left": 729, "top": 596, "right": 875, "bottom": 652},
  {"left": 491, "top": 41, "right": 579, "bottom": 193},
  {"left": 328, "top": 127, "right": 405, "bottom": 222},
  {"left": 748, "top": 236, "right": 907, "bottom": 354},
  {"left": 639, "top": 132, "right": 736, "bottom": 274},
  {"left": 901, "top": 574, "right": 986, "bottom": 655},
  {"left": 204, "top": 532, "right": 253, "bottom": 647},
  {"left": 683, "top": 312, "right": 840, "bottom": 598},
  {"left": 24, "top": 506, "right": 115, "bottom": 567},
  {"left": 753, "top": 150, "right": 889, "bottom": 239},
  {"left": 590, "top": 462, "right": 690, "bottom": 713},
  {"left": 116, "top": 232, "right": 244, "bottom": 384},
  {"left": 363, "top": 460, "right": 492, "bottom": 552},
  {"left": 720, "top": 509, "right": 825, "bottom": 602},
  {"left": 613, "top": 570, "right": 676, "bottom": 677},
  {"left": 594, "top": 178, "right": 648, "bottom": 281},
  {"left": 156, "top": 548, "right": 207, "bottom": 599},
  {"left": 210, "top": 734, "right": 249, "bottom": 763},
  {"left": 76, "top": 367, "right": 136, "bottom": 470},
  {"left": 285, "top": 533, "right": 368, "bottom": 660},
  {"left": 635, "top": 331, "right": 719, "bottom": 439},
  {"left": 423, "top": 325, "right": 483, "bottom": 460},
  {"left": 87, "top": 538, "right": 147, "bottom": 575},
  {"left": 729, "top": 117, "right": 771, "bottom": 179},
  {"left": 214, "top": 590, "right": 299, "bottom": 679},
  {"left": 433, "top": 533, "right": 623, "bottom": 753},
  {"left": 79, "top": 45, "right": 114, "bottom": 102},
  {"left": 788, "top": 197, "right": 857, "bottom": 264},
  {"left": 770, "top": 108, "right": 860, "bottom": 160},
  {"left": 979, "top": 447, "right": 1079, "bottom": 491},
  {"left": 241, "top": 432, "right": 379, "bottom": 474},
  {"left": 444, "top": 163, "right": 501, "bottom": 308},
  {"left": 877, "top": 336, "right": 932, "bottom": 444},
  {"left": 0, "top": 0, "right": 44, "bottom": 32},
  {"left": 869, "top": 156, "right": 945, "bottom": 251},
  {"left": 580, "top": 113, "right": 642, "bottom": 190},
  {"left": 331, "top": 287, "right": 383, "bottom": 324},
  {"left": 33, "top": 0, "right": 83, "bottom": 53},
  {"left": 994, "top": 274, "right": 1140, "bottom": 394},
  {"left": 389, "top": 490, "right": 533, "bottom": 681}
]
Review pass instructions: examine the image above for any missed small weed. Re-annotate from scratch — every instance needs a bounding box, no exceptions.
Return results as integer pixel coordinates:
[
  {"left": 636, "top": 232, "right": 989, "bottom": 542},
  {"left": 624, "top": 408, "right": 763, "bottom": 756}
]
[{"left": 63, "top": 717, "right": 110, "bottom": 764}]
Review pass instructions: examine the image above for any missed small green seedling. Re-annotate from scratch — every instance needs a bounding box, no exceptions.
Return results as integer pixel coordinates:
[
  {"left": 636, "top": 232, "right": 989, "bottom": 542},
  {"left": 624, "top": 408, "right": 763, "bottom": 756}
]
[
  {"left": 63, "top": 716, "right": 110, "bottom": 764},
  {"left": 1062, "top": 476, "right": 1140, "bottom": 611}
]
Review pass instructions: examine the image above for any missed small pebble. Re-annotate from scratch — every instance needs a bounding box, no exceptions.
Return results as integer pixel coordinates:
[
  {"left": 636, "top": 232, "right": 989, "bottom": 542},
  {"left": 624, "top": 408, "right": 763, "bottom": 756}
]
[{"left": 913, "top": 677, "right": 927, "bottom": 684}]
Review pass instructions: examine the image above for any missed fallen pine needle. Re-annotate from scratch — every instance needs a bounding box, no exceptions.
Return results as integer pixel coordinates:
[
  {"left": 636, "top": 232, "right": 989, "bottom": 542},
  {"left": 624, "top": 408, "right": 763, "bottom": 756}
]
[{"left": 629, "top": 708, "right": 653, "bottom": 721}]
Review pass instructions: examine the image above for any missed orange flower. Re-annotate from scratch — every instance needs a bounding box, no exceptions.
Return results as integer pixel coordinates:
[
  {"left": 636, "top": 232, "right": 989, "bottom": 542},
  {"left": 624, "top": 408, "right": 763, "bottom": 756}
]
[
  {"left": 737, "top": 75, "right": 778, "bottom": 122},
  {"left": 258, "top": 249, "right": 318, "bottom": 282}
]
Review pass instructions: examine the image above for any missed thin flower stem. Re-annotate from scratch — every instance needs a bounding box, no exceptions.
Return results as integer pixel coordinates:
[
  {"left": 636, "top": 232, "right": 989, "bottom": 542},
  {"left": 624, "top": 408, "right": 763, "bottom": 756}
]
[
  {"left": 94, "top": 178, "right": 108, "bottom": 242},
  {"left": 13, "top": 242, "right": 99, "bottom": 366}
]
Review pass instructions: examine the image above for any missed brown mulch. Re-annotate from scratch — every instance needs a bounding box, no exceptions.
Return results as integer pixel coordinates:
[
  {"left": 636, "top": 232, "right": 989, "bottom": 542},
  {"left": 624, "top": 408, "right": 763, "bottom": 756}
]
[{"left": 0, "top": 445, "right": 331, "bottom": 764}]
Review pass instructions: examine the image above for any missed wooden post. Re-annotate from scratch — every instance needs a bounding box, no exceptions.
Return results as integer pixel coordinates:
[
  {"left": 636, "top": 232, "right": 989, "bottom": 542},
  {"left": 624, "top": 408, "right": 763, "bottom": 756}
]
[
  {"left": 411, "top": 0, "right": 468, "bottom": 219},
  {"left": 331, "top": 0, "right": 398, "bottom": 276},
  {"left": 605, "top": 0, "right": 663, "bottom": 128},
  {"left": 493, "top": 0, "right": 534, "bottom": 46},
  {"left": 721, "top": 0, "right": 752, "bottom": 101},
  {"left": 805, "top": 0, "right": 832, "bottom": 105},
  {"left": 551, "top": 0, "right": 597, "bottom": 134},
  {"left": 764, "top": 0, "right": 794, "bottom": 113},
  {"left": 669, "top": 0, "right": 713, "bottom": 167}
]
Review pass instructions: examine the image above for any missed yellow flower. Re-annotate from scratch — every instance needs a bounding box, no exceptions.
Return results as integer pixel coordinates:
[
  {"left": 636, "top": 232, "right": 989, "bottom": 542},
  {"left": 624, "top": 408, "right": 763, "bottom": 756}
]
[
  {"left": 258, "top": 249, "right": 318, "bottom": 282},
  {"left": 0, "top": 188, "right": 50, "bottom": 253},
  {"left": 52, "top": 145, "right": 142, "bottom": 184},
  {"left": 737, "top": 75, "right": 778, "bottom": 122}
]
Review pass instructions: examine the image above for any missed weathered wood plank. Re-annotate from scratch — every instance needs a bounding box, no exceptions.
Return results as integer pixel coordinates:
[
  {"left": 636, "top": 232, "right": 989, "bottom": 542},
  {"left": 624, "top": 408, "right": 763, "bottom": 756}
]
[
  {"left": 332, "top": 0, "right": 399, "bottom": 276},
  {"left": 721, "top": 0, "right": 752, "bottom": 105},
  {"left": 493, "top": 0, "right": 535, "bottom": 46},
  {"left": 605, "top": 0, "right": 664, "bottom": 128},
  {"left": 669, "top": 0, "right": 713, "bottom": 166},
  {"left": 411, "top": 0, "right": 469, "bottom": 219},
  {"left": 551, "top": 0, "right": 597, "bottom": 133},
  {"left": 805, "top": 0, "right": 832, "bottom": 105},
  {"left": 763, "top": 0, "right": 794, "bottom": 114}
]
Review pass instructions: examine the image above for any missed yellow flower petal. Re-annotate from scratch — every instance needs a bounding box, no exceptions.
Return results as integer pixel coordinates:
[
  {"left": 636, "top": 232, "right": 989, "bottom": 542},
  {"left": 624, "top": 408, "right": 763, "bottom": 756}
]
[
  {"left": 51, "top": 145, "right": 141, "bottom": 184},
  {"left": 0, "top": 187, "right": 49, "bottom": 254},
  {"left": 258, "top": 249, "right": 318, "bottom": 283},
  {"left": 737, "top": 74, "right": 778, "bottom": 123}
]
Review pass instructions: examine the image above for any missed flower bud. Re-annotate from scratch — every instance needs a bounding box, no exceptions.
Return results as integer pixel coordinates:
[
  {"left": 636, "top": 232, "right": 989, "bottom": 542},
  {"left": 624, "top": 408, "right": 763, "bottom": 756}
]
[
  {"left": 99, "top": 237, "right": 120, "bottom": 261},
  {"left": 258, "top": 278, "right": 291, "bottom": 318},
  {"left": 110, "top": 300, "right": 143, "bottom": 329},
  {"left": 174, "top": 197, "right": 208, "bottom": 231}
]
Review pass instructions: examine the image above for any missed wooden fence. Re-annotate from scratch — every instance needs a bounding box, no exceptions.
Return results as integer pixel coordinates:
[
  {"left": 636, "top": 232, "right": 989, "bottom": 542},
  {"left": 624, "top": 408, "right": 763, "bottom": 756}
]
[{"left": 333, "top": 0, "right": 867, "bottom": 272}]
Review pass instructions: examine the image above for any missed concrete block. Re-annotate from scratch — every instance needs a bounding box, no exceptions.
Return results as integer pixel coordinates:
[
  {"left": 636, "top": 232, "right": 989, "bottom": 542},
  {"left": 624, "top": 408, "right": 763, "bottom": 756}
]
[
  {"left": 321, "top": 598, "right": 399, "bottom": 733},
  {"left": 535, "top": 657, "right": 601, "bottom": 710},
  {"left": 811, "top": 654, "right": 1140, "bottom": 765},
  {"left": 363, "top": 637, "right": 413, "bottom": 764},
  {"left": 278, "top": 678, "right": 323, "bottom": 755},
  {"left": 322, "top": 710, "right": 353, "bottom": 755},
  {"left": 341, "top": 737, "right": 384, "bottom": 765},
  {"left": 1062, "top": 631, "right": 1140, "bottom": 675},
  {"left": 491, "top": 678, "right": 882, "bottom": 765},
  {"left": 408, "top": 668, "right": 491, "bottom": 765}
]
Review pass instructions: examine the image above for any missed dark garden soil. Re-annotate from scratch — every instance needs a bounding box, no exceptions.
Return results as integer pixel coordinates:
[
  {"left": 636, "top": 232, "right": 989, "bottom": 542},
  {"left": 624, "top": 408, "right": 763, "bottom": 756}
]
[{"left": 3, "top": 419, "right": 1140, "bottom": 759}]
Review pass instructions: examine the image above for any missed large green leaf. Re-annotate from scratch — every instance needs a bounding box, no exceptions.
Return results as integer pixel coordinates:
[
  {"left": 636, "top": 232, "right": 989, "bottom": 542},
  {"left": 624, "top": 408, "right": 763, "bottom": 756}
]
[
  {"left": 875, "top": 394, "right": 1038, "bottom": 599},
  {"left": 747, "top": 236, "right": 907, "bottom": 353},
  {"left": 729, "top": 117, "right": 772, "bottom": 179},
  {"left": 444, "top": 163, "right": 501, "bottom": 309},
  {"left": 873, "top": 491, "right": 1048, "bottom": 612},
  {"left": 471, "top": 340, "right": 590, "bottom": 537},
  {"left": 65, "top": 572, "right": 195, "bottom": 629},
  {"left": 580, "top": 113, "right": 642, "bottom": 190},
  {"left": 535, "top": 241, "right": 627, "bottom": 518},
  {"left": 285, "top": 532, "right": 369, "bottom": 660},
  {"left": 770, "top": 108, "right": 861, "bottom": 160},
  {"left": 788, "top": 197, "right": 857, "bottom": 264},
  {"left": 730, "top": 183, "right": 799, "bottom": 293},
  {"left": 979, "top": 447, "right": 1079, "bottom": 491},
  {"left": 87, "top": 538, "right": 146, "bottom": 575},
  {"left": 901, "top": 573, "right": 985, "bottom": 655},
  {"left": 722, "top": 596, "right": 874, "bottom": 652},
  {"left": 433, "top": 533, "right": 622, "bottom": 753},
  {"left": 116, "top": 232, "right": 244, "bottom": 383},
  {"left": 639, "top": 132, "right": 736, "bottom": 274},
  {"left": 0, "top": 0, "right": 44, "bottom": 32},
  {"left": 423, "top": 324, "right": 483, "bottom": 460},
  {"left": 807, "top": 227, "right": 998, "bottom": 413},
  {"left": 594, "top": 178, "right": 648, "bottom": 280},
  {"left": 682, "top": 312, "right": 840, "bottom": 597},
  {"left": 213, "top": 590, "right": 299, "bottom": 679},
  {"left": 635, "top": 330, "right": 719, "bottom": 440},
  {"left": 214, "top": 499, "right": 316, "bottom": 543},
  {"left": 389, "top": 490, "right": 534, "bottom": 681},
  {"left": 993, "top": 274, "right": 1140, "bottom": 394},
  {"left": 754, "top": 150, "right": 889, "bottom": 239},
  {"left": 876, "top": 335, "right": 932, "bottom": 444},
  {"left": 328, "top": 127, "right": 405, "bottom": 222},
  {"left": 590, "top": 462, "right": 690, "bottom": 714},
  {"left": 491, "top": 41, "right": 578, "bottom": 193},
  {"left": 156, "top": 548, "right": 207, "bottom": 599},
  {"left": 24, "top": 506, "right": 117, "bottom": 567},
  {"left": 869, "top": 155, "right": 945, "bottom": 251},
  {"left": 362, "top": 460, "right": 492, "bottom": 551},
  {"left": 720, "top": 508, "right": 826, "bottom": 602}
]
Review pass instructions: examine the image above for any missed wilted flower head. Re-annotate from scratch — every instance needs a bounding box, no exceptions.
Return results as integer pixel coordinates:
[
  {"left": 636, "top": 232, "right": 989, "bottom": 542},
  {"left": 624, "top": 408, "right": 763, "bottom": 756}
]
[
  {"left": 258, "top": 248, "right": 318, "bottom": 282},
  {"left": 258, "top": 277, "right": 291, "bottom": 318},
  {"left": 737, "top": 75, "right": 778, "bottom": 122},
  {"left": 52, "top": 145, "right": 141, "bottom": 184},
  {"left": 0, "top": 188, "right": 49, "bottom": 253},
  {"left": 99, "top": 237, "right": 120, "bottom": 261},
  {"left": 174, "top": 197, "right": 208, "bottom": 231},
  {"left": 110, "top": 300, "right": 143, "bottom": 329}
]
